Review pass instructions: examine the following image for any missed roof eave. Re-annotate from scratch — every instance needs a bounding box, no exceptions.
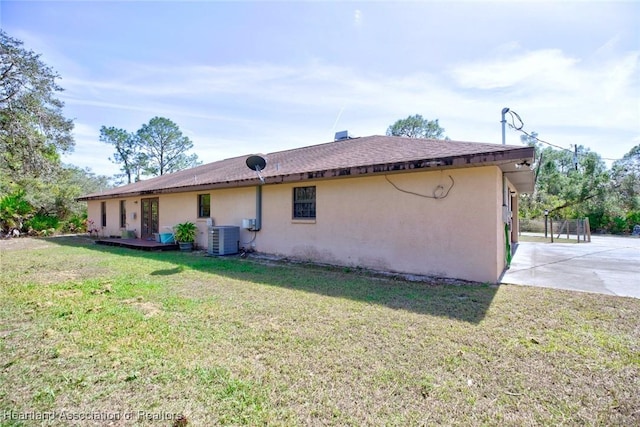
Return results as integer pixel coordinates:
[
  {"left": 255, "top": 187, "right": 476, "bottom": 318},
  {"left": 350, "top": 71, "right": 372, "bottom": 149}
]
[{"left": 78, "top": 146, "right": 536, "bottom": 201}]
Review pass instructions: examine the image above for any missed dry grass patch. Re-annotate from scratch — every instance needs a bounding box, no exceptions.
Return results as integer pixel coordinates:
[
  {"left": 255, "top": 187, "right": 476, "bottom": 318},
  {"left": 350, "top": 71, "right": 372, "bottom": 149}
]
[
  {"left": 0, "top": 236, "right": 638, "bottom": 426},
  {"left": 518, "top": 234, "right": 580, "bottom": 243}
]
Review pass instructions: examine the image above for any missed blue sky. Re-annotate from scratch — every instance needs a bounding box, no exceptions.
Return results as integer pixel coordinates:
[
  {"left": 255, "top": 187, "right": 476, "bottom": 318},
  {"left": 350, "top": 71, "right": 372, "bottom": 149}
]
[{"left": 2, "top": 1, "right": 638, "bottom": 177}]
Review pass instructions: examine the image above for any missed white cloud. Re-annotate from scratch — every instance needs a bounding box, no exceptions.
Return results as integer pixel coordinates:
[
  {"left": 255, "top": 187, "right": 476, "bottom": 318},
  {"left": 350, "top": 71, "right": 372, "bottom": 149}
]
[
  {"left": 451, "top": 49, "right": 581, "bottom": 90},
  {"left": 56, "top": 48, "right": 638, "bottom": 176},
  {"left": 449, "top": 48, "right": 639, "bottom": 134},
  {"left": 354, "top": 9, "right": 362, "bottom": 27}
]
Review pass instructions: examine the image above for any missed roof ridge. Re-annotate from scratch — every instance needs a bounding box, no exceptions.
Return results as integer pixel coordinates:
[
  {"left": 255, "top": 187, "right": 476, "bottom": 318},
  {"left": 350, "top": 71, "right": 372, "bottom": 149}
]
[{"left": 230, "top": 135, "right": 525, "bottom": 161}]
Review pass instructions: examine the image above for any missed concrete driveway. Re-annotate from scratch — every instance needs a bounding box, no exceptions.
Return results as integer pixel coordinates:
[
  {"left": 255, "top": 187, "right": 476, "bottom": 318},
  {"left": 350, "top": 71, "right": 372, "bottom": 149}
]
[{"left": 501, "top": 234, "right": 640, "bottom": 299}]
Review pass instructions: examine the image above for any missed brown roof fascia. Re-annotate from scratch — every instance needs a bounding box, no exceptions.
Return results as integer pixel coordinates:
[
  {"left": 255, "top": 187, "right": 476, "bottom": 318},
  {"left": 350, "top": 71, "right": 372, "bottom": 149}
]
[{"left": 77, "top": 146, "right": 535, "bottom": 202}]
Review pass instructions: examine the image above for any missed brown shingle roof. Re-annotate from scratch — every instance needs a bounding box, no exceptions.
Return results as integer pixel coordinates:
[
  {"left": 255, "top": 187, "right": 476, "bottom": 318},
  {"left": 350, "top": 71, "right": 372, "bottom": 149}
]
[{"left": 78, "top": 135, "right": 534, "bottom": 200}]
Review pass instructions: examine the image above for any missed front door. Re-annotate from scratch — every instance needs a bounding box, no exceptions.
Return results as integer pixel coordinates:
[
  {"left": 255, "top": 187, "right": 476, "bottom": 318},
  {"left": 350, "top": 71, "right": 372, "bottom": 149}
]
[{"left": 141, "top": 198, "right": 159, "bottom": 238}]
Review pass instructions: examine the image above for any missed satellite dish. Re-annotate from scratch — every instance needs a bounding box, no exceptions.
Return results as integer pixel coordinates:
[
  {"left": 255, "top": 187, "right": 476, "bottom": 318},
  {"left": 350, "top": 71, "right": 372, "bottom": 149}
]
[
  {"left": 246, "top": 155, "right": 267, "bottom": 172},
  {"left": 245, "top": 155, "right": 267, "bottom": 184}
]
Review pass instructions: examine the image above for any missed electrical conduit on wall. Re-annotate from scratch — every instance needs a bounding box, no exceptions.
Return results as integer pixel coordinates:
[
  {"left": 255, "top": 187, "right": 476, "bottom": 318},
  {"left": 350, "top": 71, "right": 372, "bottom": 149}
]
[{"left": 505, "top": 223, "right": 512, "bottom": 268}]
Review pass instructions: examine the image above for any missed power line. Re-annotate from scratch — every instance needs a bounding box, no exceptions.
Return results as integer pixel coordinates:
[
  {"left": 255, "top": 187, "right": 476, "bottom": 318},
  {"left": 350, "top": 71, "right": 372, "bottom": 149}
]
[
  {"left": 506, "top": 109, "right": 624, "bottom": 162},
  {"left": 510, "top": 124, "right": 572, "bottom": 152}
]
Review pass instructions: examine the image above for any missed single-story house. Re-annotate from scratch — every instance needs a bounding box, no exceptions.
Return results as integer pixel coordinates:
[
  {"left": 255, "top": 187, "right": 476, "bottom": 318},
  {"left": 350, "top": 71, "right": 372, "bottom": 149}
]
[{"left": 78, "top": 135, "right": 535, "bottom": 283}]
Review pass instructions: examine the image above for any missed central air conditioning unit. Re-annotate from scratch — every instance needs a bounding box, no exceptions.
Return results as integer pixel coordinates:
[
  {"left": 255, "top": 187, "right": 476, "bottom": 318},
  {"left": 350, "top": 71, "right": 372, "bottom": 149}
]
[{"left": 208, "top": 226, "right": 240, "bottom": 256}]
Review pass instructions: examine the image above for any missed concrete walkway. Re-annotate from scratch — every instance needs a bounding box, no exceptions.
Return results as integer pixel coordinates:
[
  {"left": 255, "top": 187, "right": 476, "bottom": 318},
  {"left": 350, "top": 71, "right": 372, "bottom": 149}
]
[{"left": 501, "top": 234, "right": 640, "bottom": 299}]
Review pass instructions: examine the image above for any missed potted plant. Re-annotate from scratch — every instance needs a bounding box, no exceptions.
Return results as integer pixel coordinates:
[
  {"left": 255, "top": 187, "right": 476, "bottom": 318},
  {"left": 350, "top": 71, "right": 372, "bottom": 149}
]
[{"left": 174, "top": 221, "right": 197, "bottom": 251}]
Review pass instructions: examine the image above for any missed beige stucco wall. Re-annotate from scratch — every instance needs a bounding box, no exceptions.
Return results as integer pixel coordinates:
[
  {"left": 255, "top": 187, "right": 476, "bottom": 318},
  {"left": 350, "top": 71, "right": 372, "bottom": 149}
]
[
  {"left": 86, "top": 189, "right": 257, "bottom": 248},
  {"left": 87, "top": 198, "right": 127, "bottom": 237},
  {"left": 86, "top": 165, "right": 509, "bottom": 282},
  {"left": 256, "top": 166, "right": 505, "bottom": 283},
  {"left": 159, "top": 187, "right": 257, "bottom": 248}
]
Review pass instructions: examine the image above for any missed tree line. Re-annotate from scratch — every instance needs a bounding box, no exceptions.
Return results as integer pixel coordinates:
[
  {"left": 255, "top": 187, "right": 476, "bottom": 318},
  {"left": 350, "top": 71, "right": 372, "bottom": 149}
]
[
  {"left": 386, "top": 115, "right": 640, "bottom": 233},
  {"left": 519, "top": 132, "right": 639, "bottom": 233},
  {"left": 0, "top": 30, "right": 108, "bottom": 236},
  {"left": 1, "top": 30, "right": 638, "bottom": 236},
  {"left": 0, "top": 31, "right": 199, "bottom": 236}
]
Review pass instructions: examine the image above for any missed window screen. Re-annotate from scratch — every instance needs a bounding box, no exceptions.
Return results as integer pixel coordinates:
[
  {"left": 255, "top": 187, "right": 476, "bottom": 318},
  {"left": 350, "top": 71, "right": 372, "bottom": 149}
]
[
  {"left": 198, "top": 194, "right": 211, "bottom": 218},
  {"left": 293, "top": 186, "right": 316, "bottom": 219}
]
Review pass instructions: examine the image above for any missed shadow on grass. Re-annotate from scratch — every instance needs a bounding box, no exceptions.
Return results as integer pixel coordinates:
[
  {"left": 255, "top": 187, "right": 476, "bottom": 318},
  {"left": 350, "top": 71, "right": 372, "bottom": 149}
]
[
  {"left": 46, "top": 236, "right": 498, "bottom": 324},
  {"left": 150, "top": 266, "right": 184, "bottom": 276}
]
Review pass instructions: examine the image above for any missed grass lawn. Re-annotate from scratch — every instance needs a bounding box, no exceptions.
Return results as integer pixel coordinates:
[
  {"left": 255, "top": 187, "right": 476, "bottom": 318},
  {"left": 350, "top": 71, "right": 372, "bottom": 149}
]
[{"left": 1, "top": 236, "right": 638, "bottom": 426}]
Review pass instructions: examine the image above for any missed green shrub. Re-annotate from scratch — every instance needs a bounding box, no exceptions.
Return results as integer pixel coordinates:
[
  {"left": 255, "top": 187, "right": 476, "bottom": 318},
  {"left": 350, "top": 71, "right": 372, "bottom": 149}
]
[
  {"left": 61, "top": 213, "right": 88, "bottom": 233},
  {"left": 626, "top": 211, "right": 640, "bottom": 229},
  {"left": 0, "top": 190, "right": 34, "bottom": 232},
  {"left": 609, "top": 216, "right": 628, "bottom": 234},
  {"left": 174, "top": 221, "right": 197, "bottom": 243},
  {"left": 25, "top": 214, "right": 60, "bottom": 232}
]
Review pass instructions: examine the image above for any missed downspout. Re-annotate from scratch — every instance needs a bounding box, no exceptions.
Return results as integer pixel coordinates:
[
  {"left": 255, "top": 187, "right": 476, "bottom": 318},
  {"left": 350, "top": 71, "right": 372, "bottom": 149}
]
[
  {"left": 244, "top": 155, "right": 266, "bottom": 233},
  {"left": 254, "top": 184, "right": 262, "bottom": 231}
]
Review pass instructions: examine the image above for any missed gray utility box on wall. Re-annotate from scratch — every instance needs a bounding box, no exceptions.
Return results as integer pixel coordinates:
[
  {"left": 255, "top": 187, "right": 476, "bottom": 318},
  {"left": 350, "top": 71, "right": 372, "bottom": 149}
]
[{"left": 208, "top": 226, "right": 240, "bottom": 256}]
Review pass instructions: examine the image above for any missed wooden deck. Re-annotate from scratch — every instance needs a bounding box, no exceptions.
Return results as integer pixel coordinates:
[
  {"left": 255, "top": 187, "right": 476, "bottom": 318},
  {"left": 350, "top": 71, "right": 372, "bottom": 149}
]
[{"left": 96, "top": 238, "right": 178, "bottom": 251}]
